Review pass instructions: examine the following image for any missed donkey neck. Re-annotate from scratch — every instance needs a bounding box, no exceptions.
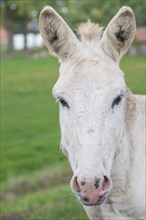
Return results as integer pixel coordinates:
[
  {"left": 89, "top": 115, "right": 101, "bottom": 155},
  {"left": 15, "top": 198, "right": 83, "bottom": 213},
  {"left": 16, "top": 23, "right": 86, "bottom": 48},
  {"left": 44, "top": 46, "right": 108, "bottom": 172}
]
[{"left": 110, "top": 90, "right": 145, "bottom": 216}]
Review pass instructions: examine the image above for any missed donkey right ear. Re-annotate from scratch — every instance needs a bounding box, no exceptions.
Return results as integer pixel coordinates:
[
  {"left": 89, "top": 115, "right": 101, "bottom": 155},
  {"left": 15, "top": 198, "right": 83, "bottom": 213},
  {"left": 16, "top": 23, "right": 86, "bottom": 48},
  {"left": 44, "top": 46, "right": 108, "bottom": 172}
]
[{"left": 39, "top": 6, "right": 79, "bottom": 60}]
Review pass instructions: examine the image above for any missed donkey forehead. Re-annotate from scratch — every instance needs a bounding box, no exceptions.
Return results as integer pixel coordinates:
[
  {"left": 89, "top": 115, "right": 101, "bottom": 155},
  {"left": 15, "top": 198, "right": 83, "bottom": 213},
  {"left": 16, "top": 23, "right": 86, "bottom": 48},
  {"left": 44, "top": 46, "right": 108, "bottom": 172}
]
[{"left": 54, "top": 56, "right": 126, "bottom": 96}]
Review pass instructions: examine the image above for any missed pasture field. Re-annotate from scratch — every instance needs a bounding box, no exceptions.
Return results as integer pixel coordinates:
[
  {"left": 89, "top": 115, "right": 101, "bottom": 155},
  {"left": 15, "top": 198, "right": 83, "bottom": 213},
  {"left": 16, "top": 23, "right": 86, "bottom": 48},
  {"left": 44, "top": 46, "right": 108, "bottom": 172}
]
[{"left": 0, "top": 55, "right": 145, "bottom": 219}]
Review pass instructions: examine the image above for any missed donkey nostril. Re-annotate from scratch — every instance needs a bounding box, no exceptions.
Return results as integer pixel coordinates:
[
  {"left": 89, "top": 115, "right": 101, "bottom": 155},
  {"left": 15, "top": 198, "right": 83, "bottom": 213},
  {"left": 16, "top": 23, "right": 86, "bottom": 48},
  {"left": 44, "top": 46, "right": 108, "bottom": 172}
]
[
  {"left": 102, "top": 175, "right": 111, "bottom": 191},
  {"left": 104, "top": 175, "right": 109, "bottom": 183},
  {"left": 94, "top": 177, "right": 100, "bottom": 189},
  {"left": 72, "top": 176, "right": 81, "bottom": 193}
]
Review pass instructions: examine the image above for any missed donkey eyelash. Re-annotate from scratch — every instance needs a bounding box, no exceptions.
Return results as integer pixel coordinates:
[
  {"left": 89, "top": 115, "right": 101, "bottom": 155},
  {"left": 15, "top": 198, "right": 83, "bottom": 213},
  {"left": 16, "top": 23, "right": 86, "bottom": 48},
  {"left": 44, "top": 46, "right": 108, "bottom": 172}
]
[
  {"left": 111, "top": 94, "right": 124, "bottom": 109},
  {"left": 56, "top": 97, "right": 70, "bottom": 108}
]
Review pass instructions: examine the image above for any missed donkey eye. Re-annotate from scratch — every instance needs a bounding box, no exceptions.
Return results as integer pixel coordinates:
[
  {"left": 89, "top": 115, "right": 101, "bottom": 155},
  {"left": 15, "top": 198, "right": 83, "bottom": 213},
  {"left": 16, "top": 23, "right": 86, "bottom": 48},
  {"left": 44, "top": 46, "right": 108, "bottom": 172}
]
[
  {"left": 112, "top": 95, "right": 123, "bottom": 109},
  {"left": 58, "top": 97, "right": 70, "bottom": 108}
]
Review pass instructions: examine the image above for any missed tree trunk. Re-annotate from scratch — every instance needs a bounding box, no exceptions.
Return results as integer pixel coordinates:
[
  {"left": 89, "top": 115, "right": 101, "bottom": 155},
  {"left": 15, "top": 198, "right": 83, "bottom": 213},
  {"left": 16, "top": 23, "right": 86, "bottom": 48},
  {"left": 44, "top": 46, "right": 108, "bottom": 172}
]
[
  {"left": 24, "top": 31, "right": 27, "bottom": 50},
  {"left": 7, "top": 30, "right": 14, "bottom": 54}
]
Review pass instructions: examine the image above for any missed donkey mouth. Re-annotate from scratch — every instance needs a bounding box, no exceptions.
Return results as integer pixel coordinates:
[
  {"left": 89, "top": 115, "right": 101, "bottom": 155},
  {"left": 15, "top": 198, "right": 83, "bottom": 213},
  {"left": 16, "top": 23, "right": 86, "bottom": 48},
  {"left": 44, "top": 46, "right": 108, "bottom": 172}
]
[{"left": 77, "top": 192, "right": 106, "bottom": 206}]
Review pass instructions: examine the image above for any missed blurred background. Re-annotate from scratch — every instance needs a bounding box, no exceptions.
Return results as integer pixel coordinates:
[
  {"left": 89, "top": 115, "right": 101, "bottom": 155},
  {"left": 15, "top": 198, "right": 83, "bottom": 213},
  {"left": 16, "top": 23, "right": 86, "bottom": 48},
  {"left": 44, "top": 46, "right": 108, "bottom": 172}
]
[{"left": 0, "top": 0, "right": 145, "bottom": 219}]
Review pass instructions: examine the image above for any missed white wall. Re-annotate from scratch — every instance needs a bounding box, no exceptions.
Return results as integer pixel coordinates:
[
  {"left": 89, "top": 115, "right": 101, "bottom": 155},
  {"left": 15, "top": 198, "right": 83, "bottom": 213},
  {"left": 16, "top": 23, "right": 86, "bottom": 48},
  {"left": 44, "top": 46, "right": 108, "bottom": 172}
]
[{"left": 13, "top": 33, "right": 44, "bottom": 50}]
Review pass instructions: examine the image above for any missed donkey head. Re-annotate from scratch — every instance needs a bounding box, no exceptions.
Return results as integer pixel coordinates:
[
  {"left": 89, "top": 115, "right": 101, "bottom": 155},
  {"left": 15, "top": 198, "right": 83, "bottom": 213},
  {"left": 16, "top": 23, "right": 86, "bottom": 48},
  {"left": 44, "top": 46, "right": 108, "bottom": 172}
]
[{"left": 39, "top": 6, "right": 136, "bottom": 206}]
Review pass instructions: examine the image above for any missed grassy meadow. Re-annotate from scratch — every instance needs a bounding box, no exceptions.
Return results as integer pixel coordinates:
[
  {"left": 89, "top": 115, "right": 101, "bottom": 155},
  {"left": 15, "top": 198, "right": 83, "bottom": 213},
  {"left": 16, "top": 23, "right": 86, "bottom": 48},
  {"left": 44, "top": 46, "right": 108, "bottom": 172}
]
[{"left": 0, "top": 55, "right": 145, "bottom": 219}]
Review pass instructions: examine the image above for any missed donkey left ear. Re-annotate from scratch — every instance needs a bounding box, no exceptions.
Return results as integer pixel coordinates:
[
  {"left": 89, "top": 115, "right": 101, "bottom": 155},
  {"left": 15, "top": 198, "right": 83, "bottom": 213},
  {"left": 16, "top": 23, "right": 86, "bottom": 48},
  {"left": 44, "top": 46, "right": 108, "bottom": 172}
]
[{"left": 101, "top": 6, "right": 136, "bottom": 62}]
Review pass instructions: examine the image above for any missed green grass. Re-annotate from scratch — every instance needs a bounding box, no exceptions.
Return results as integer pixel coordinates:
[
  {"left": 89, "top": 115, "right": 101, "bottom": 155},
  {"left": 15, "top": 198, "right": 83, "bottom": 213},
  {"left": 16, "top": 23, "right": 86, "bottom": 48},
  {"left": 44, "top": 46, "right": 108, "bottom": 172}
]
[
  {"left": 1, "top": 184, "right": 87, "bottom": 219},
  {"left": 1, "top": 57, "right": 61, "bottom": 182},
  {"left": 0, "top": 55, "right": 145, "bottom": 219},
  {"left": 121, "top": 56, "right": 145, "bottom": 94}
]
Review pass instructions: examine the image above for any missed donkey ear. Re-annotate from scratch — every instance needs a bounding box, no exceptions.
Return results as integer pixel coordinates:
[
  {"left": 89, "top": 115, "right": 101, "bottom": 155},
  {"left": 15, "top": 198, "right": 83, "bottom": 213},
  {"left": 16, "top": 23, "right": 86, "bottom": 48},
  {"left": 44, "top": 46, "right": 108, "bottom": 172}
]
[
  {"left": 39, "top": 6, "right": 79, "bottom": 60},
  {"left": 101, "top": 6, "right": 136, "bottom": 62}
]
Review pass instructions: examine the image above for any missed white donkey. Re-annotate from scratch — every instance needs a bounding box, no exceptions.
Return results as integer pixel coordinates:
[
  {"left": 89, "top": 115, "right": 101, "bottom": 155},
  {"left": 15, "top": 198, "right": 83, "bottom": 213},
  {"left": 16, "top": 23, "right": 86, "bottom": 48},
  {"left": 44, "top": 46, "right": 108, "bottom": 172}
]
[{"left": 39, "top": 6, "right": 145, "bottom": 220}]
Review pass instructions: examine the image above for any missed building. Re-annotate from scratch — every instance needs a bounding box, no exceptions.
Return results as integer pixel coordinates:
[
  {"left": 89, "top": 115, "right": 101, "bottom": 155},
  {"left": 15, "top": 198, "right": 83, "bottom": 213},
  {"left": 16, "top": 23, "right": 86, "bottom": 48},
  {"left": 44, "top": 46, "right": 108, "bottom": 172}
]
[{"left": 135, "top": 27, "right": 146, "bottom": 55}]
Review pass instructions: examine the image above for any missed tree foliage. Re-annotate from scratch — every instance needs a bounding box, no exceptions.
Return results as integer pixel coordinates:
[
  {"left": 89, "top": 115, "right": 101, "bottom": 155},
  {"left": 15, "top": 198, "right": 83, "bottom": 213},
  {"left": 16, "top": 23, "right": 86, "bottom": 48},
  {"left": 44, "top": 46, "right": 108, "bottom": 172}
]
[
  {"left": 63, "top": 0, "right": 146, "bottom": 30},
  {"left": 1, "top": 0, "right": 145, "bottom": 30}
]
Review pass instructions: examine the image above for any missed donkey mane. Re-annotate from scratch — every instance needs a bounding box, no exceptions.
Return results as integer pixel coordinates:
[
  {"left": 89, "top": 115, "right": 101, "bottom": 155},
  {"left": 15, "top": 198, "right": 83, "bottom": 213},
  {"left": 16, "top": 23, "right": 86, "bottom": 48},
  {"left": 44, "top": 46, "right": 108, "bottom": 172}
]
[{"left": 78, "top": 21, "right": 104, "bottom": 43}]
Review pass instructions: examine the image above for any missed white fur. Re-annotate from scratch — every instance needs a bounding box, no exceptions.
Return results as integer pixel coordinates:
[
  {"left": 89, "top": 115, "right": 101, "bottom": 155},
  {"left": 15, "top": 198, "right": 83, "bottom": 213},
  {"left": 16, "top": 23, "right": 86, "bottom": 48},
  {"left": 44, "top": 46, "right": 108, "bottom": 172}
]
[{"left": 39, "top": 6, "right": 145, "bottom": 220}]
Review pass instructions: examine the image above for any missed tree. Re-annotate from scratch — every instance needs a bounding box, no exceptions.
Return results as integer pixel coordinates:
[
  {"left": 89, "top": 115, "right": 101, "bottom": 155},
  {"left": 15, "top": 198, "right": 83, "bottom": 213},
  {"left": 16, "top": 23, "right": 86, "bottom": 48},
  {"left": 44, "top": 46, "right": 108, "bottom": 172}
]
[
  {"left": 0, "top": 0, "right": 66, "bottom": 53},
  {"left": 0, "top": 0, "right": 31, "bottom": 53}
]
